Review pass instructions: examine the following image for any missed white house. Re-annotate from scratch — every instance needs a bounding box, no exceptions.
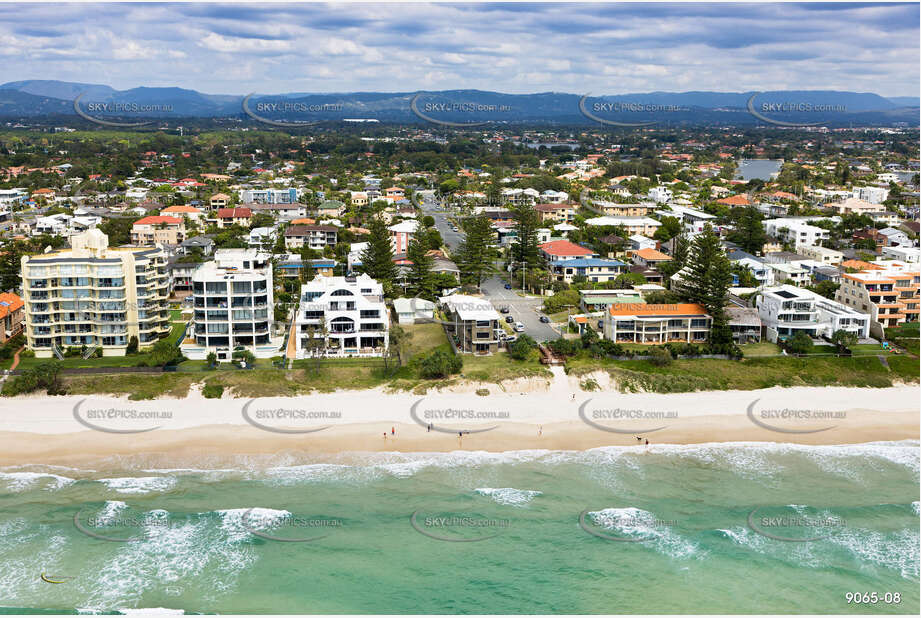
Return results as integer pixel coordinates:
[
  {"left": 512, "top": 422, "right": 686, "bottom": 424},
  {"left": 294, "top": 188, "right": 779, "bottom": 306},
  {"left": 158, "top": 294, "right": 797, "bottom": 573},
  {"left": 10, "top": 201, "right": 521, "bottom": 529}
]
[
  {"left": 756, "top": 285, "right": 870, "bottom": 343},
  {"left": 294, "top": 274, "right": 389, "bottom": 358},
  {"left": 763, "top": 218, "right": 830, "bottom": 248}
]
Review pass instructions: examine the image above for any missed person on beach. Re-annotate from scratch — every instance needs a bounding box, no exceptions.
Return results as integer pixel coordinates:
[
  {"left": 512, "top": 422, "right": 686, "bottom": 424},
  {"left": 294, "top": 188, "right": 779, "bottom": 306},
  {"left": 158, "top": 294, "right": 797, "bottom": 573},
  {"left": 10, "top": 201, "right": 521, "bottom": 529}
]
[
  {"left": 538, "top": 425, "right": 542, "bottom": 437},
  {"left": 427, "top": 423, "right": 432, "bottom": 432},
  {"left": 391, "top": 426, "right": 395, "bottom": 435},
  {"left": 645, "top": 438, "right": 649, "bottom": 446}
]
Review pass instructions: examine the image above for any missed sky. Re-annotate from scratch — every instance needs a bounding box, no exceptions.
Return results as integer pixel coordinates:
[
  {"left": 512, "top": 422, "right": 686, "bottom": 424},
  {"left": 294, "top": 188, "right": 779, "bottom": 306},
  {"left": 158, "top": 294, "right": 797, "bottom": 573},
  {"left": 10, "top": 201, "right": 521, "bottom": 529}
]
[{"left": 1, "top": 2, "right": 918, "bottom": 97}]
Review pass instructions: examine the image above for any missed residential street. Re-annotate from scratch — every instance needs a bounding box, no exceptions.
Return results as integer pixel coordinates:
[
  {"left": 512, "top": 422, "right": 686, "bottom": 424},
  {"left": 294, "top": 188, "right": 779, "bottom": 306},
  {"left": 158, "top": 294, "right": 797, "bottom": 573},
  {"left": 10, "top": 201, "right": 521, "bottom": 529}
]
[{"left": 417, "top": 191, "right": 559, "bottom": 342}]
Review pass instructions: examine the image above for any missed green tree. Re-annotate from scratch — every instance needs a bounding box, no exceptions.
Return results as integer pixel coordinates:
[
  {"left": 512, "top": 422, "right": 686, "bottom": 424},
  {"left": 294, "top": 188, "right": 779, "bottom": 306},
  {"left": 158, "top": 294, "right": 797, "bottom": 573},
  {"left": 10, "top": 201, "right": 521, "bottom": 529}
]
[
  {"left": 456, "top": 215, "right": 495, "bottom": 289},
  {"left": 510, "top": 202, "right": 541, "bottom": 267},
  {"left": 359, "top": 215, "right": 397, "bottom": 289},
  {"left": 653, "top": 216, "right": 682, "bottom": 242},
  {"left": 0, "top": 240, "right": 24, "bottom": 292},
  {"left": 406, "top": 225, "right": 435, "bottom": 300},
  {"left": 419, "top": 348, "right": 463, "bottom": 379},
  {"left": 682, "top": 224, "right": 733, "bottom": 346},
  {"left": 729, "top": 205, "right": 767, "bottom": 255},
  {"left": 830, "top": 329, "right": 858, "bottom": 353},
  {"left": 507, "top": 334, "right": 537, "bottom": 360},
  {"left": 786, "top": 331, "right": 814, "bottom": 354}
]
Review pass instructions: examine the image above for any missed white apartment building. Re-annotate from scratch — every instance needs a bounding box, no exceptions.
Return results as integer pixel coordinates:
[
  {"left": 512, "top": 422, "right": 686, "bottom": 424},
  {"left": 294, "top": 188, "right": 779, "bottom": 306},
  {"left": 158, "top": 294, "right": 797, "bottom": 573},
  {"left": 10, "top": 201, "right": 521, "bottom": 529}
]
[
  {"left": 183, "top": 249, "right": 276, "bottom": 361},
  {"left": 20, "top": 229, "right": 170, "bottom": 357},
  {"left": 756, "top": 285, "right": 870, "bottom": 343},
  {"left": 763, "top": 218, "right": 830, "bottom": 248},
  {"left": 852, "top": 186, "right": 889, "bottom": 204},
  {"left": 648, "top": 186, "right": 673, "bottom": 203},
  {"left": 799, "top": 245, "right": 844, "bottom": 265},
  {"left": 881, "top": 246, "right": 921, "bottom": 263},
  {"left": 294, "top": 274, "right": 389, "bottom": 358},
  {"left": 238, "top": 187, "right": 301, "bottom": 204}
]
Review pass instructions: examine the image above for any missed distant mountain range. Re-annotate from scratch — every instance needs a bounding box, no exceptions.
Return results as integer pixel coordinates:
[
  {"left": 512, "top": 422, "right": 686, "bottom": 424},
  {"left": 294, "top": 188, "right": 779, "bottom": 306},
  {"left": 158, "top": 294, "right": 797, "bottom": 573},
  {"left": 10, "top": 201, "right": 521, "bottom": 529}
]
[{"left": 0, "top": 80, "right": 917, "bottom": 127}]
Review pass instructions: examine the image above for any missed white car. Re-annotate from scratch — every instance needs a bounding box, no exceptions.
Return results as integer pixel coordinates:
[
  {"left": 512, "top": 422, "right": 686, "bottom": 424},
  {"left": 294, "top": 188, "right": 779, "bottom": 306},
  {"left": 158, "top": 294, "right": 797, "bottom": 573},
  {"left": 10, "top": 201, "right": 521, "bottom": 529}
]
[{"left": 514, "top": 322, "right": 525, "bottom": 332}]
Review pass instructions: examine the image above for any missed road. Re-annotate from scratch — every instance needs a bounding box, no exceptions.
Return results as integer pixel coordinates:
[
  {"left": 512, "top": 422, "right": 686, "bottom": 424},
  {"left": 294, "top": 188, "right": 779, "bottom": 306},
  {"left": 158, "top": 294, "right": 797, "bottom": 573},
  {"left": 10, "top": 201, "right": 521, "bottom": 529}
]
[{"left": 417, "top": 192, "right": 559, "bottom": 342}]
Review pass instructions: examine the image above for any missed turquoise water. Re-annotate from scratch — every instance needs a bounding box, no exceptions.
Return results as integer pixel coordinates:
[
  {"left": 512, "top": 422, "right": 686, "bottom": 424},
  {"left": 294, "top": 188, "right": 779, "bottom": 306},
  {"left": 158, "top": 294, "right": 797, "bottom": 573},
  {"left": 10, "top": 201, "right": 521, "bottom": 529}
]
[{"left": 1, "top": 441, "right": 918, "bottom": 614}]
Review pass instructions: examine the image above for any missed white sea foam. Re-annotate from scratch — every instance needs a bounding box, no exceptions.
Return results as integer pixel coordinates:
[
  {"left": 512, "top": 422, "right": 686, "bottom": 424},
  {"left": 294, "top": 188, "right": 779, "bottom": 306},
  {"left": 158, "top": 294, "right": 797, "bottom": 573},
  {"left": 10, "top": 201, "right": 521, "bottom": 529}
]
[
  {"left": 213, "top": 507, "right": 292, "bottom": 542},
  {"left": 475, "top": 487, "right": 542, "bottom": 506},
  {"left": 589, "top": 507, "right": 700, "bottom": 559},
  {"left": 0, "top": 471, "right": 75, "bottom": 492},
  {"left": 97, "top": 477, "right": 177, "bottom": 495}
]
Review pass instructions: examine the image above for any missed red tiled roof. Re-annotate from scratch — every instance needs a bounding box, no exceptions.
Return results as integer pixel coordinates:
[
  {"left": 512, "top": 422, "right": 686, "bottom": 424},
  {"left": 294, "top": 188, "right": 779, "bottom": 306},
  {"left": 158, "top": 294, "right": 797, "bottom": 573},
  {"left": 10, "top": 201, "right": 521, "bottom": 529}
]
[
  {"left": 134, "top": 216, "right": 183, "bottom": 226},
  {"left": 539, "top": 240, "right": 593, "bottom": 257},
  {"left": 217, "top": 208, "right": 252, "bottom": 218}
]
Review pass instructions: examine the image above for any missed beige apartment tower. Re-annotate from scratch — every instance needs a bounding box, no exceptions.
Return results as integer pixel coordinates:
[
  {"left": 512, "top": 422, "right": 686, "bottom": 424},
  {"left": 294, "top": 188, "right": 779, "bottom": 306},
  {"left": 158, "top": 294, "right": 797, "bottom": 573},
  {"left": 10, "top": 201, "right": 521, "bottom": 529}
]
[{"left": 20, "top": 229, "right": 171, "bottom": 357}]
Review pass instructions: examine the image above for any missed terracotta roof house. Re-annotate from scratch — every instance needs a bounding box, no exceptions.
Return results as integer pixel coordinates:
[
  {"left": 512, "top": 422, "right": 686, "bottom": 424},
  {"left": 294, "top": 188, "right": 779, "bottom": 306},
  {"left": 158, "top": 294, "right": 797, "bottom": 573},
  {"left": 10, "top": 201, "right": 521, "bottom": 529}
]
[
  {"left": 539, "top": 240, "right": 595, "bottom": 262},
  {"left": 216, "top": 207, "right": 253, "bottom": 229}
]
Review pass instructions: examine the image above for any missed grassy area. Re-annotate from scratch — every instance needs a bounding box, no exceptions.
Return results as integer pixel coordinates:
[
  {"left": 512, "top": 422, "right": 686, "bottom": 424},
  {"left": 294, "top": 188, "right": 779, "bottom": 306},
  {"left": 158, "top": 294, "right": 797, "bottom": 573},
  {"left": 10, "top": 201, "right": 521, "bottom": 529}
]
[
  {"left": 566, "top": 353, "right": 918, "bottom": 393},
  {"left": 400, "top": 322, "right": 449, "bottom": 357},
  {"left": 739, "top": 342, "right": 782, "bottom": 357},
  {"left": 64, "top": 373, "right": 199, "bottom": 400},
  {"left": 460, "top": 352, "right": 552, "bottom": 384}
]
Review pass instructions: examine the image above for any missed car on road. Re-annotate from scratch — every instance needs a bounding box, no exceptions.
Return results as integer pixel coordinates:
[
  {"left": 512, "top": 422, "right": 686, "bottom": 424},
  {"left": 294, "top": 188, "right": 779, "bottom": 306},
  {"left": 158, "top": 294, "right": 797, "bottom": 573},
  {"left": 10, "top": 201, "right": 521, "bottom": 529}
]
[
  {"left": 500, "top": 306, "right": 510, "bottom": 314},
  {"left": 539, "top": 315, "right": 550, "bottom": 323},
  {"left": 504, "top": 316, "right": 514, "bottom": 323},
  {"left": 514, "top": 322, "right": 525, "bottom": 332},
  {"left": 504, "top": 335, "right": 518, "bottom": 344},
  {"left": 504, "top": 283, "right": 512, "bottom": 290}
]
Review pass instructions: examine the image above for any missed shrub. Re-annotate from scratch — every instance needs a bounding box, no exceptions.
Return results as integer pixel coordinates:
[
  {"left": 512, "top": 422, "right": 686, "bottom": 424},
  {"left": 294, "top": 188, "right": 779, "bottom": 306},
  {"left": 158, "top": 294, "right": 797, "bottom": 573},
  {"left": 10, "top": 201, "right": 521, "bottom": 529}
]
[
  {"left": 547, "top": 337, "right": 581, "bottom": 357},
  {"left": 648, "top": 347, "right": 673, "bottom": 366},
  {"left": 507, "top": 334, "right": 537, "bottom": 360},
  {"left": 2, "top": 360, "right": 66, "bottom": 396},
  {"left": 580, "top": 329, "right": 599, "bottom": 348},
  {"left": 475, "top": 388, "right": 490, "bottom": 396},
  {"left": 206, "top": 351, "right": 218, "bottom": 368},
  {"left": 202, "top": 382, "right": 224, "bottom": 399},
  {"left": 419, "top": 348, "right": 462, "bottom": 379},
  {"left": 785, "top": 331, "right": 814, "bottom": 355},
  {"left": 126, "top": 336, "right": 139, "bottom": 355},
  {"left": 580, "top": 377, "right": 600, "bottom": 391}
]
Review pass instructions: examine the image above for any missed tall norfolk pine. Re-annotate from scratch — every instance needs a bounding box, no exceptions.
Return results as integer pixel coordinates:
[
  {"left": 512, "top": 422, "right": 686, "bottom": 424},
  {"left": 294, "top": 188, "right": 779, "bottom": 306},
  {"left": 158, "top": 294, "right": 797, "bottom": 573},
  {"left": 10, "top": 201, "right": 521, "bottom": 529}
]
[
  {"left": 359, "top": 215, "right": 397, "bottom": 288},
  {"left": 682, "top": 224, "right": 733, "bottom": 346}
]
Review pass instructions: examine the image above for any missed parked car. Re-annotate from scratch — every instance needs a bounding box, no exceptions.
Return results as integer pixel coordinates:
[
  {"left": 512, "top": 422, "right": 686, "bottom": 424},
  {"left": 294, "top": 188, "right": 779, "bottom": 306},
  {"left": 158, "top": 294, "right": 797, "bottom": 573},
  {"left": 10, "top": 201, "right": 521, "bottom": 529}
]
[
  {"left": 539, "top": 315, "right": 550, "bottom": 323},
  {"left": 504, "top": 283, "right": 512, "bottom": 290},
  {"left": 597, "top": 320, "right": 604, "bottom": 329},
  {"left": 504, "top": 335, "right": 518, "bottom": 344},
  {"left": 505, "top": 316, "right": 515, "bottom": 323},
  {"left": 514, "top": 322, "right": 525, "bottom": 332},
  {"left": 500, "top": 306, "right": 510, "bottom": 314}
]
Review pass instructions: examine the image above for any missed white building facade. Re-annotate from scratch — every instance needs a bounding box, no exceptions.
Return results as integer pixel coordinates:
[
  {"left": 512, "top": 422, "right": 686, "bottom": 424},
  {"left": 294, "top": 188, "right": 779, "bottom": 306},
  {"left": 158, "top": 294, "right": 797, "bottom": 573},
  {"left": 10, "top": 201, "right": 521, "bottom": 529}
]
[{"left": 294, "top": 274, "right": 389, "bottom": 358}]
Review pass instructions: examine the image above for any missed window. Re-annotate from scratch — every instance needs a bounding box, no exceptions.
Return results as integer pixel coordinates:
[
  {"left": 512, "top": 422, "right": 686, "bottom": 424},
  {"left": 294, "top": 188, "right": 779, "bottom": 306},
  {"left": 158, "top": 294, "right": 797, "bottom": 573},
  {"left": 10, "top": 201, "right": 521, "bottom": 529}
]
[{"left": 331, "top": 289, "right": 354, "bottom": 296}]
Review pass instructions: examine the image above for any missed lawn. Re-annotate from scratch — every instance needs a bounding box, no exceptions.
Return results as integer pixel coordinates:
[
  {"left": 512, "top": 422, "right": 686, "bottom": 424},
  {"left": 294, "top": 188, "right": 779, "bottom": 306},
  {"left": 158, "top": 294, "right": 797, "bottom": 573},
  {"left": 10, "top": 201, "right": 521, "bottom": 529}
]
[
  {"left": 739, "top": 342, "right": 782, "bottom": 357},
  {"left": 400, "top": 322, "right": 449, "bottom": 357},
  {"left": 460, "top": 351, "right": 552, "bottom": 384}
]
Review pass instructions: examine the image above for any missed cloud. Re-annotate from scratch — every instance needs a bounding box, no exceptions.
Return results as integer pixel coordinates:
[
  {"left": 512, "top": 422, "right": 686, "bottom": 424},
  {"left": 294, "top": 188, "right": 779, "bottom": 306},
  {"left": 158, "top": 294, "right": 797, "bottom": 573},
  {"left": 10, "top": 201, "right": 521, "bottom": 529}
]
[{"left": 0, "top": 2, "right": 915, "bottom": 96}]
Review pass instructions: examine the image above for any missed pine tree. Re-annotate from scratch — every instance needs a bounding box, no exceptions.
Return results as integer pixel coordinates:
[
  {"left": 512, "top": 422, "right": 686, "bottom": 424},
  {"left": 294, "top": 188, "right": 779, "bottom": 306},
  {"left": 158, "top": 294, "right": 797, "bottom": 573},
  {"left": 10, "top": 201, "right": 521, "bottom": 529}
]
[
  {"left": 0, "top": 240, "right": 24, "bottom": 292},
  {"left": 359, "top": 215, "right": 396, "bottom": 287},
  {"left": 682, "top": 224, "right": 733, "bottom": 346},
  {"left": 406, "top": 228, "right": 435, "bottom": 300},
  {"left": 730, "top": 205, "right": 767, "bottom": 255},
  {"left": 510, "top": 202, "right": 540, "bottom": 267},
  {"left": 456, "top": 215, "right": 495, "bottom": 289}
]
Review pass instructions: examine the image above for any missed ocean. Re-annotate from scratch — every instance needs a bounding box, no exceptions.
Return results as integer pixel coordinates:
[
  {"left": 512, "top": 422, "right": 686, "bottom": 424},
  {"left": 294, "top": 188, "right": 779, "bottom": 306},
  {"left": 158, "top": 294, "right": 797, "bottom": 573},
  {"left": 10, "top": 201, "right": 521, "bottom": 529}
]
[{"left": 1, "top": 441, "right": 918, "bottom": 614}]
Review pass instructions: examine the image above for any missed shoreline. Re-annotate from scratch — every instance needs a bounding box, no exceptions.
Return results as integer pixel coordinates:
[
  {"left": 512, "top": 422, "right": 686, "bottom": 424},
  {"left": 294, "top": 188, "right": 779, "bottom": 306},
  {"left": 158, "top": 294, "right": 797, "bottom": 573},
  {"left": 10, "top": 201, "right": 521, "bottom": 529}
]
[{"left": 0, "top": 385, "right": 917, "bottom": 467}]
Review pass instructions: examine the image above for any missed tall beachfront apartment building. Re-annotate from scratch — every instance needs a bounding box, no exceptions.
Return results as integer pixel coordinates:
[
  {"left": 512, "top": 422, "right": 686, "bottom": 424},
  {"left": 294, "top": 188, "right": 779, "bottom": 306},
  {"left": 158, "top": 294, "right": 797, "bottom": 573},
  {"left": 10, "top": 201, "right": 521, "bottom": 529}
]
[
  {"left": 756, "top": 284, "right": 870, "bottom": 343},
  {"left": 836, "top": 261, "right": 920, "bottom": 337},
  {"left": 20, "top": 229, "right": 170, "bottom": 357},
  {"left": 182, "top": 249, "right": 276, "bottom": 361}
]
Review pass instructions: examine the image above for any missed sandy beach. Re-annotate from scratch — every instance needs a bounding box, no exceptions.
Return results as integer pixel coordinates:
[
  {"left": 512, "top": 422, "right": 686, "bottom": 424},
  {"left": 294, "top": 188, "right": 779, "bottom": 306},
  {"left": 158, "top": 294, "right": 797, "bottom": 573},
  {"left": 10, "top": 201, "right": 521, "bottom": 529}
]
[{"left": 0, "top": 382, "right": 917, "bottom": 467}]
